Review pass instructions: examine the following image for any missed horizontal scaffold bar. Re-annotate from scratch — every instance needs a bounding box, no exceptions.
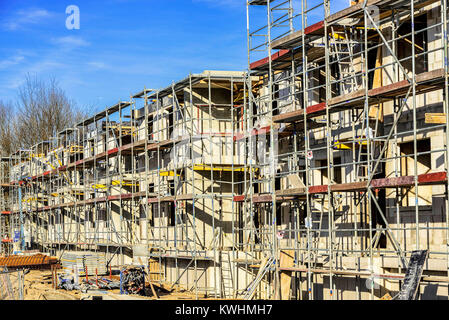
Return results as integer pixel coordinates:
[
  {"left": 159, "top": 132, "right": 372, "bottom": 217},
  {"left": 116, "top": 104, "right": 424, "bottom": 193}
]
[{"left": 234, "top": 171, "right": 447, "bottom": 202}]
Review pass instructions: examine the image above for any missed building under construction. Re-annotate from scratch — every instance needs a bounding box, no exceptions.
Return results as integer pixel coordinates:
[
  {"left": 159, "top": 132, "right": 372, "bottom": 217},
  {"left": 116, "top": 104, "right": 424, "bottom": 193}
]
[{"left": 1, "top": 0, "right": 449, "bottom": 300}]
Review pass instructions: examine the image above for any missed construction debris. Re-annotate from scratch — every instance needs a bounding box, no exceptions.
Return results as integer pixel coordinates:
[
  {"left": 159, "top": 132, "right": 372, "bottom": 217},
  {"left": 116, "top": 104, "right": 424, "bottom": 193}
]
[
  {"left": 121, "top": 267, "right": 147, "bottom": 296},
  {"left": 80, "top": 278, "right": 120, "bottom": 292},
  {"left": 58, "top": 275, "right": 81, "bottom": 291}
]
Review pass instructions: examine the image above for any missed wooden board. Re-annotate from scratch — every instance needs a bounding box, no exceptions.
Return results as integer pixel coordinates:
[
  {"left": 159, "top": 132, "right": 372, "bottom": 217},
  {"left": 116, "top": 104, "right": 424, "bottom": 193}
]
[
  {"left": 418, "top": 171, "right": 447, "bottom": 185},
  {"left": 277, "top": 188, "right": 307, "bottom": 197},
  {"left": 248, "top": 256, "right": 269, "bottom": 300},
  {"left": 148, "top": 258, "right": 161, "bottom": 282},
  {"left": 273, "top": 109, "right": 304, "bottom": 123},
  {"left": 250, "top": 50, "right": 290, "bottom": 70},
  {"left": 308, "top": 185, "right": 328, "bottom": 194},
  {"left": 330, "top": 181, "right": 368, "bottom": 192},
  {"left": 369, "top": 46, "right": 384, "bottom": 121},
  {"left": 231, "top": 172, "right": 447, "bottom": 205},
  {"left": 252, "top": 194, "right": 273, "bottom": 203},
  {"left": 279, "top": 250, "right": 295, "bottom": 300},
  {"left": 271, "top": 21, "right": 324, "bottom": 50},
  {"left": 272, "top": 102, "right": 326, "bottom": 124}
]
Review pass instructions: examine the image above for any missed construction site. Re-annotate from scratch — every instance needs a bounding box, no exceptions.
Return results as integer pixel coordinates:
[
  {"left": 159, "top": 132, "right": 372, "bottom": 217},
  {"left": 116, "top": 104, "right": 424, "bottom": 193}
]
[{"left": 1, "top": 0, "right": 449, "bottom": 300}]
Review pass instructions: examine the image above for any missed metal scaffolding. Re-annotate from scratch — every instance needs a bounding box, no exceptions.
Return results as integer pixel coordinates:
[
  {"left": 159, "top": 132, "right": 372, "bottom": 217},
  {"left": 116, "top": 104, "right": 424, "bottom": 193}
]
[
  {"left": 5, "top": 71, "right": 246, "bottom": 299},
  {"left": 236, "top": 0, "right": 449, "bottom": 300},
  {"left": 2, "top": 0, "right": 449, "bottom": 301},
  {"left": 0, "top": 157, "right": 13, "bottom": 256}
]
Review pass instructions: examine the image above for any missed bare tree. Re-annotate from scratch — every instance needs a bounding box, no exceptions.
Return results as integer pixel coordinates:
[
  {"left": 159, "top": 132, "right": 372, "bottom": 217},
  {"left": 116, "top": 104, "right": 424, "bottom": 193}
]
[
  {"left": 0, "top": 100, "right": 16, "bottom": 156},
  {"left": 14, "top": 75, "right": 85, "bottom": 148}
]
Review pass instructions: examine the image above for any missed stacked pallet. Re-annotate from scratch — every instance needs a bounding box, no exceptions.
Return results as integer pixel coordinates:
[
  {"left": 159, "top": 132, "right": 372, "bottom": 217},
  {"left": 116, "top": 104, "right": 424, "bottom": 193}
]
[{"left": 61, "top": 251, "right": 107, "bottom": 276}]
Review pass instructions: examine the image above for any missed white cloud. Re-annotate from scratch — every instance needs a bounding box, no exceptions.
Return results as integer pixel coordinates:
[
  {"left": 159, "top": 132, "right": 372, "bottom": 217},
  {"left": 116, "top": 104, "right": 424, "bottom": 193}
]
[
  {"left": 52, "top": 36, "right": 91, "bottom": 48},
  {"left": 4, "top": 60, "right": 65, "bottom": 89},
  {"left": 0, "top": 55, "right": 25, "bottom": 70},
  {"left": 3, "top": 8, "right": 52, "bottom": 31},
  {"left": 87, "top": 61, "right": 108, "bottom": 69}
]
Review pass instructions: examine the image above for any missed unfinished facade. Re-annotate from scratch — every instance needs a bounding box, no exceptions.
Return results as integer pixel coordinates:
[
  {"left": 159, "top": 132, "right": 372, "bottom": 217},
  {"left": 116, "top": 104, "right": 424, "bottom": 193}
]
[
  {"left": 1, "top": 0, "right": 449, "bottom": 300},
  {"left": 237, "top": 0, "right": 449, "bottom": 300},
  {"left": 2, "top": 71, "right": 247, "bottom": 299}
]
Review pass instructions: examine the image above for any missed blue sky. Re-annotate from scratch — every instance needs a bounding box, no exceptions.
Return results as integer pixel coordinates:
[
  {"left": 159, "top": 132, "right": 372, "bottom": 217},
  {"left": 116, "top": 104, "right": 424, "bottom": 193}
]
[{"left": 0, "top": 0, "right": 349, "bottom": 113}]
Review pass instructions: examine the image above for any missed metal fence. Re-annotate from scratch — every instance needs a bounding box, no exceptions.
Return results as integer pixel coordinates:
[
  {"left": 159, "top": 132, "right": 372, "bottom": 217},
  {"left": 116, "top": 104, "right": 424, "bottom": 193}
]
[{"left": 0, "top": 268, "right": 24, "bottom": 300}]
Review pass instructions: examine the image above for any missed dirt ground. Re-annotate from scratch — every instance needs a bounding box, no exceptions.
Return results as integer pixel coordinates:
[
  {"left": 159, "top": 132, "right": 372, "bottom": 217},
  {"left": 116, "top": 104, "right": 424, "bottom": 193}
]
[
  {"left": 12, "top": 270, "right": 203, "bottom": 300},
  {"left": 20, "top": 270, "right": 81, "bottom": 300}
]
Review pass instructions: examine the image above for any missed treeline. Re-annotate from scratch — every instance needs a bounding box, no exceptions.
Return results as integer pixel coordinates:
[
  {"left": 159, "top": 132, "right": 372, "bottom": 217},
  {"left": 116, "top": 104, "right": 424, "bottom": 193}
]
[{"left": 0, "top": 75, "right": 86, "bottom": 157}]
